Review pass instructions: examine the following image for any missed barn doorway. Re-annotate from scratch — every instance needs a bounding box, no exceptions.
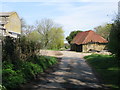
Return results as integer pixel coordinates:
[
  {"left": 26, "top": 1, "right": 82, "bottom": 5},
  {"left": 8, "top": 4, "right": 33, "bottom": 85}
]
[{"left": 76, "top": 44, "right": 82, "bottom": 52}]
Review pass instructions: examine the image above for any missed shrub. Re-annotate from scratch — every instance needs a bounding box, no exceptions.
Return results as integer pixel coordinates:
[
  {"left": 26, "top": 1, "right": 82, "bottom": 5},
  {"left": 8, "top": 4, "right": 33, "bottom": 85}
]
[
  {"left": 2, "top": 69, "right": 25, "bottom": 89},
  {"left": 2, "top": 61, "right": 13, "bottom": 69},
  {"left": 21, "top": 62, "right": 43, "bottom": 80},
  {"left": 29, "top": 56, "right": 47, "bottom": 70},
  {"left": 2, "top": 60, "right": 43, "bottom": 89},
  {"left": 0, "top": 85, "right": 7, "bottom": 90},
  {"left": 20, "top": 36, "right": 41, "bottom": 60},
  {"left": 2, "top": 36, "right": 20, "bottom": 62},
  {"left": 30, "top": 55, "right": 57, "bottom": 70},
  {"left": 2, "top": 36, "right": 42, "bottom": 62},
  {"left": 2, "top": 55, "right": 57, "bottom": 89},
  {"left": 45, "top": 56, "right": 57, "bottom": 65}
]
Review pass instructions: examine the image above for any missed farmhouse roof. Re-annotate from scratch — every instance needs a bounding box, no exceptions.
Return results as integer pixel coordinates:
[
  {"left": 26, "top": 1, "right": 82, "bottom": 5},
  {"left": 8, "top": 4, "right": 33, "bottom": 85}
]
[{"left": 71, "top": 30, "right": 108, "bottom": 45}]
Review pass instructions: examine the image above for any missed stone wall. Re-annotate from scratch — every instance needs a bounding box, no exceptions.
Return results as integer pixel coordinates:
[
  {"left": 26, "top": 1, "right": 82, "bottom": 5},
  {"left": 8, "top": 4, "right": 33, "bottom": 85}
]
[{"left": 82, "top": 43, "right": 106, "bottom": 52}]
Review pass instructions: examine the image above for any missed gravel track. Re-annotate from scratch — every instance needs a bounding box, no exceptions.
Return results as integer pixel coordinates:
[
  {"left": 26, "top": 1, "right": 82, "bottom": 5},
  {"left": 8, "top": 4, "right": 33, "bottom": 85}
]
[{"left": 21, "top": 50, "right": 104, "bottom": 90}]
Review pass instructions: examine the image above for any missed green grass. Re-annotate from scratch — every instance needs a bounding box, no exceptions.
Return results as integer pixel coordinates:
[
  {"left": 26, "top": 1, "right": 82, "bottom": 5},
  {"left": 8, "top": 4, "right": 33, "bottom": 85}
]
[{"left": 84, "top": 54, "right": 119, "bottom": 88}]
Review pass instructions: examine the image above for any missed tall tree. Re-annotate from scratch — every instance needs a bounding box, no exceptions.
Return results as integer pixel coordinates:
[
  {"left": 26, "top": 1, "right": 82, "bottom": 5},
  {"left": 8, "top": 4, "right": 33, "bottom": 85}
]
[
  {"left": 108, "top": 17, "right": 120, "bottom": 60},
  {"left": 66, "top": 30, "right": 82, "bottom": 44},
  {"left": 35, "top": 18, "right": 64, "bottom": 49},
  {"left": 27, "top": 31, "right": 42, "bottom": 42},
  {"left": 48, "top": 27, "right": 64, "bottom": 49},
  {"left": 94, "top": 24, "right": 112, "bottom": 40},
  {"left": 35, "top": 19, "right": 54, "bottom": 48}
]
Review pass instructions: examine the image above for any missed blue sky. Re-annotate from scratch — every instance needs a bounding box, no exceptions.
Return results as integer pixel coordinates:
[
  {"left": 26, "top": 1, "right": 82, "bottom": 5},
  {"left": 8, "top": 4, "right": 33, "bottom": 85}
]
[{"left": 0, "top": 0, "right": 119, "bottom": 41}]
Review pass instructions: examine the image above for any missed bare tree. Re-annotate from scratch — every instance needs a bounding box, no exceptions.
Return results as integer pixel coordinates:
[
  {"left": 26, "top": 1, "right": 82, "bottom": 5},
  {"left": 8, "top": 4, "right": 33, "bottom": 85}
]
[
  {"left": 21, "top": 18, "right": 35, "bottom": 35},
  {"left": 35, "top": 18, "right": 55, "bottom": 48}
]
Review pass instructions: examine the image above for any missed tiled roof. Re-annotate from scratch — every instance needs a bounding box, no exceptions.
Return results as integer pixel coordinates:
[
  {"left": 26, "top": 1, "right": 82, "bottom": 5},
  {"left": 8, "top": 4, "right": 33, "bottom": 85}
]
[{"left": 71, "top": 30, "right": 108, "bottom": 45}]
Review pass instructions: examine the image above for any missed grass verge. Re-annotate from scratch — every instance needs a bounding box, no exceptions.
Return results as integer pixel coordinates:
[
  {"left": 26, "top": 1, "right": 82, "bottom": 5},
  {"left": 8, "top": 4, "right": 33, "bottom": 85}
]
[{"left": 84, "top": 54, "right": 119, "bottom": 89}]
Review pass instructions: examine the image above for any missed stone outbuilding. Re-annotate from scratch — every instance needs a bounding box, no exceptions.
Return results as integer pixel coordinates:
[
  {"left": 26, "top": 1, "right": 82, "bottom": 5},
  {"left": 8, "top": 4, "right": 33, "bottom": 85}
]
[{"left": 70, "top": 30, "right": 108, "bottom": 52}]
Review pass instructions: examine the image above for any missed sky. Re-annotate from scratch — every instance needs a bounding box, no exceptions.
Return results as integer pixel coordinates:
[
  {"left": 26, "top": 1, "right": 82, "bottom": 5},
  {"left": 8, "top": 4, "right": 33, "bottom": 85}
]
[{"left": 0, "top": 0, "right": 119, "bottom": 42}]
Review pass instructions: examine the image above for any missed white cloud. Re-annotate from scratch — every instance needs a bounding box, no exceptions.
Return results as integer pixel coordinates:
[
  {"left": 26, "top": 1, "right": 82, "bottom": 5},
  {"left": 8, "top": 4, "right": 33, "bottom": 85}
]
[{"left": 54, "top": 2, "right": 117, "bottom": 37}]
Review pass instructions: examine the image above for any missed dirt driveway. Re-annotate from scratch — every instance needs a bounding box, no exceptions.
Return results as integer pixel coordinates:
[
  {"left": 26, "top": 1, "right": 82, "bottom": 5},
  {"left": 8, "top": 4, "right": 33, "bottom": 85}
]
[{"left": 22, "top": 50, "right": 103, "bottom": 89}]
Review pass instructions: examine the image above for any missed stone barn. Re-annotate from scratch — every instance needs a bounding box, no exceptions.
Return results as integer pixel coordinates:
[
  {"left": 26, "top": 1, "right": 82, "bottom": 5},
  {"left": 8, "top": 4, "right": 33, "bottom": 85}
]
[{"left": 70, "top": 30, "right": 108, "bottom": 52}]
